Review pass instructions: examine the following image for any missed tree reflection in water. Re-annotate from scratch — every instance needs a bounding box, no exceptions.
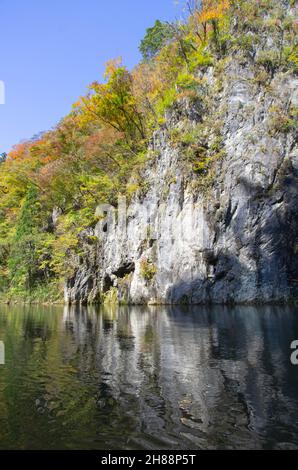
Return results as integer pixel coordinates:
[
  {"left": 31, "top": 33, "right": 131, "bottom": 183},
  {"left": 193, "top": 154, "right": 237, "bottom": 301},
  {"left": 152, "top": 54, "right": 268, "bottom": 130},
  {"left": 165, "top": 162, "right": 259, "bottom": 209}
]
[{"left": 0, "top": 304, "right": 297, "bottom": 450}]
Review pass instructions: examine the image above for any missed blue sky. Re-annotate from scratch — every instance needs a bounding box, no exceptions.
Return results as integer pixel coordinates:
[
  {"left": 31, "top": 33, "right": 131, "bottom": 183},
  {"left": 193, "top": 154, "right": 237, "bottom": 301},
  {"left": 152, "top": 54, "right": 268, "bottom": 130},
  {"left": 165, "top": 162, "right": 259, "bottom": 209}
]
[{"left": 0, "top": 0, "right": 183, "bottom": 154}]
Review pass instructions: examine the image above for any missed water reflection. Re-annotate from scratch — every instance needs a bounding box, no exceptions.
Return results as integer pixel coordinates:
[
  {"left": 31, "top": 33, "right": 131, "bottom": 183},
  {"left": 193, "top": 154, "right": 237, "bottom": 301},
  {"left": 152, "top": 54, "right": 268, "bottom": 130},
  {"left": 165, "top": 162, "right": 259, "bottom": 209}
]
[{"left": 0, "top": 304, "right": 298, "bottom": 449}]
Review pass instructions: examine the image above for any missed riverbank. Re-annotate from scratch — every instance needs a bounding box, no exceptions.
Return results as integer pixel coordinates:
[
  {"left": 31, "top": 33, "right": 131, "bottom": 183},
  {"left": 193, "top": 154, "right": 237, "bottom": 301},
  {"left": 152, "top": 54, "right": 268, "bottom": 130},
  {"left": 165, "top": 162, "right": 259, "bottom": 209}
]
[
  {"left": 0, "top": 282, "right": 64, "bottom": 306},
  {"left": 1, "top": 292, "right": 297, "bottom": 307}
]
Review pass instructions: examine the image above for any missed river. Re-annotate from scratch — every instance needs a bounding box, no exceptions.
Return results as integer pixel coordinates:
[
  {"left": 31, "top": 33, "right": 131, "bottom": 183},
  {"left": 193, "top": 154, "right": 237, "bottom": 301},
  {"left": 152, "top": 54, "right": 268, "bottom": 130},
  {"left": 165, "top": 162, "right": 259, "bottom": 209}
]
[{"left": 0, "top": 304, "right": 297, "bottom": 450}]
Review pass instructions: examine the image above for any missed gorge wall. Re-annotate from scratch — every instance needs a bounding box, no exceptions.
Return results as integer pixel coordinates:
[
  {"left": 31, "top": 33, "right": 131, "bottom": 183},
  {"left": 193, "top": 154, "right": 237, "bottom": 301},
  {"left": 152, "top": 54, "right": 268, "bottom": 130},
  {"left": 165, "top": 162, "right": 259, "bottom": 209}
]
[{"left": 65, "top": 54, "right": 298, "bottom": 305}]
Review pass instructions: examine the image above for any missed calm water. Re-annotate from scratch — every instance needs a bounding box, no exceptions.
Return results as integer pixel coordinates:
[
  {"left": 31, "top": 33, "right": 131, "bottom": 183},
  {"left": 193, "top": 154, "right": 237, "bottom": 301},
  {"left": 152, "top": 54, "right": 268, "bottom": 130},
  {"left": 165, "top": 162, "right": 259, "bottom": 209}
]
[{"left": 0, "top": 304, "right": 298, "bottom": 450}]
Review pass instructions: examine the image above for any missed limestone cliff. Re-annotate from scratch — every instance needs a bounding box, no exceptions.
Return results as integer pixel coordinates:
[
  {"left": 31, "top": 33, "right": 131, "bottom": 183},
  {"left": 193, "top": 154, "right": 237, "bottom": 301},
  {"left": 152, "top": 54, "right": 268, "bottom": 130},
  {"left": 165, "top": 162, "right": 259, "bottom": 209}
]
[{"left": 65, "top": 3, "right": 298, "bottom": 305}]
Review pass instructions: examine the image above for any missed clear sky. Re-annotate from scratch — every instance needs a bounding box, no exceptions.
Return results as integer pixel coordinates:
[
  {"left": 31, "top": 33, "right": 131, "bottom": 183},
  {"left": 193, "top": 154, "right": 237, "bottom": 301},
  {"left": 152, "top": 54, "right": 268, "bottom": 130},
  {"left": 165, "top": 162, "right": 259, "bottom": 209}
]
[{"left": 0, "top": 0, "right": 183, "bottom": 154}]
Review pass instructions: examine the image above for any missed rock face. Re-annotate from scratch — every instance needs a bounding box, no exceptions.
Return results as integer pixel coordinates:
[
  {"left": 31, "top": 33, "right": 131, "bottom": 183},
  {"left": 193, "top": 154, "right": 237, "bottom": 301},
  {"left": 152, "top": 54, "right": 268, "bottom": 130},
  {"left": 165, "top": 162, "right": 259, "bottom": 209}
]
[{"left": 65, "top": 44, "right": 298, "bottom": 305}]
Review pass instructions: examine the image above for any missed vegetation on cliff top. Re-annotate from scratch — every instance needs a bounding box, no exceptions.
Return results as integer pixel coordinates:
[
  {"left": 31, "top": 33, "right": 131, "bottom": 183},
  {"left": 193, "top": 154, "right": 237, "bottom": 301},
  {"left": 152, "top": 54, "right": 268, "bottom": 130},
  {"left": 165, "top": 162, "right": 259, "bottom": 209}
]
[{"left": 0, "top": 0, "right": 297, "bottom": 302}]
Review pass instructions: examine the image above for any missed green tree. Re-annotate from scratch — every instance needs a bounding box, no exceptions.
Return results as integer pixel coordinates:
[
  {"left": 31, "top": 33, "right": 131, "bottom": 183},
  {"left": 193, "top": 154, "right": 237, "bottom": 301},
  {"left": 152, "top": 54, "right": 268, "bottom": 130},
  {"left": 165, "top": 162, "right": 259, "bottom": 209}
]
[
  {"left": 139, "top": 20, "right": 175, "bottom": 61},
  {"left": 8, "top": 186, "right": 47, "bottom": 292}
]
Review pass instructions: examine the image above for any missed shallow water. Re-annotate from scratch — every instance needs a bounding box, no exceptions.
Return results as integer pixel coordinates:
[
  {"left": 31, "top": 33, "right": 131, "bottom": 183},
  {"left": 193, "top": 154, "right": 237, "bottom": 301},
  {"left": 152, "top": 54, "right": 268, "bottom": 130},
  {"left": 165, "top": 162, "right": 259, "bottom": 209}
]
[{"left": 0, "top": 304, "right": 297, "bottom": 450}]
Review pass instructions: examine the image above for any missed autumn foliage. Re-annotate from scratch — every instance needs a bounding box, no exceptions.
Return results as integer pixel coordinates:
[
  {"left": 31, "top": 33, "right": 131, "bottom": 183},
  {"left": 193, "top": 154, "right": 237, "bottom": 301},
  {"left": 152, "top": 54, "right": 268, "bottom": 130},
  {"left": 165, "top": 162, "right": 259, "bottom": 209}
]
[{"left": 0, "top": 0, "right": 296, "bottom": 301}]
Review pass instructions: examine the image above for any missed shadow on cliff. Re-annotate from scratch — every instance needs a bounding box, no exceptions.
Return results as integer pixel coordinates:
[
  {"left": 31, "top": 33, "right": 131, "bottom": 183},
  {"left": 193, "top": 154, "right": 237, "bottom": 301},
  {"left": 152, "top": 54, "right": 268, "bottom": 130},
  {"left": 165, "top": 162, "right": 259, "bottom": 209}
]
[
  {"left": 165, "top": 250, "right": 254, "bottom": 305},
  {"left": 166, "top": 161, "right": 298, "bottom": 305}
]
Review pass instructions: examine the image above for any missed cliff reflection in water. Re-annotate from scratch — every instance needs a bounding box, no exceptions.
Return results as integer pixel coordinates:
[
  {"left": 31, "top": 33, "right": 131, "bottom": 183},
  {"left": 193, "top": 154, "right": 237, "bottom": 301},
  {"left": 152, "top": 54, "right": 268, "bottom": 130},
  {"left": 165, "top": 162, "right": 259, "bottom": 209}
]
[{"left": 0, "top": 304, "right": 298, "bottom": 449}]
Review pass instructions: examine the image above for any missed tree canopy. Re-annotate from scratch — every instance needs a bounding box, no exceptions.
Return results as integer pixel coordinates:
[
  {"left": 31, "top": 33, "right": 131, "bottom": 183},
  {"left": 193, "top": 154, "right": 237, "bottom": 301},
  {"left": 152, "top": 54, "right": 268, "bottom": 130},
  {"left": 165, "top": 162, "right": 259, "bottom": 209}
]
[{"left": 139, "top": 20, "right": 175, "bottom": 61}]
